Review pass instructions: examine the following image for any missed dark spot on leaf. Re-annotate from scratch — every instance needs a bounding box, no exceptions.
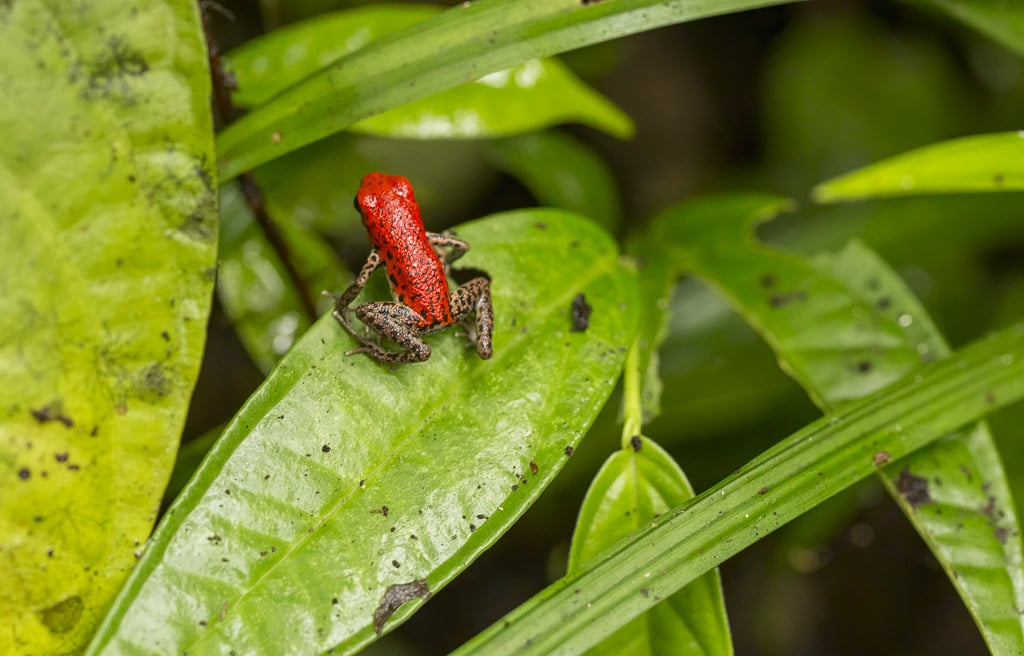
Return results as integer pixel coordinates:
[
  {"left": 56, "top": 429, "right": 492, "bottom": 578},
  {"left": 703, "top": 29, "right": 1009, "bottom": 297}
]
[
  {"left": 37, "top": 595, "right": 84, "bottom": 634},
  {"left": 640, "top": 588, "right": 650, "bottom": 597},
  {"left": 137, "top": 362, "right": 171, "bottom": 398},
  {"left": 469, "top": 524, "right": 476, "bottom": 532},
  {"left": 30, "top": 401, "right": 73, "bottom": 427},
  {"left": 199, "top": 620, "right": 207, "bottom": 627},
  {"left": 873, "top": 451, "right": 891, "bottom": 466},
  {"left": 207, "top": 534, "right": 222, "bottom": 545},
  {"left": 994, "top": 173, "right": 1004, "bottom": 186},
  {"left": 90, "top": 425, "right": 98, "bottom": 437},
  {"left": 332, "top": 597, "right": 339, "bottom": 605},
  {"left": 565, "top": 446, "right": 574, "bottom": 457},
  {"left": 373, "top": 579, "right": 431, "bottom": 635},
  {"left": 529, "top": 461, "right": 538, "bottom": 475},
  {"left": 371, "top": 506, "right": 389, "bottom": 517},
  {"left": 392, "top": 560, "right": 401, "bottom": 568},
  {"left": 67, "top": 464, "right": 80, "bottom": 472},
  {"left": 959, "top": 464, "right": 973, "bottom": 483},
  {"left": 570, "top": 240, "right": 580, "bottom": 248},
  {"left": 769, "top": 290, "right": 807, "bottom": 308},
  {"left": 854, "top": 360, "right": 872, "bottom": 373},
  {"left": 18, "top": 467, "right": 30, "bottom": 480},
  {"left": 511, "top": 484, "right": 518, "bottom": 491},
  {"left": 322, "top": 444, "right": 331, "bottom": 453},
  {"left": 895, "top": 467, "right": 931, "bottom": 508},
  {"left": 55, "top": 452, "right": 68, "bottom": 463},
  {"left": 630, "top": 435, "right": 642, "bottom": 452},
  {"left": 534, "top": 222, "right": 547, "bottom": 230},
  {"left": 760, "top": 273, "right": 776, "bottom": 288},
  {"left": 985, "top": 391, "right": 996, "bottom": 405},
  {"left": 759, "top": 487, "right": 768, "bottom": 495},
  {"left": 877, "top": 296, "right": 891, "bottom": 310},
  {"left": 161, "top": 331, "right": 170, "bottom": 342}
]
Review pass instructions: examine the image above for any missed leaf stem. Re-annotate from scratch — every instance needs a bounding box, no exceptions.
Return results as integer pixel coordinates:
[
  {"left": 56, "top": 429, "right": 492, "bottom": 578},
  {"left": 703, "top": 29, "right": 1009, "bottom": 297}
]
[{"left": 620, "top": 339, "right": 643, "bottom": 449}]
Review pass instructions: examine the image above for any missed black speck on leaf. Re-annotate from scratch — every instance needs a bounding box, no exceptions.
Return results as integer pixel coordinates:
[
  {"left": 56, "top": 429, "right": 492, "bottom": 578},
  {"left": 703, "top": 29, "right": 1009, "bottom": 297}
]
[{"left": 895, "top": 467, "right": 932, "bottom": 508}]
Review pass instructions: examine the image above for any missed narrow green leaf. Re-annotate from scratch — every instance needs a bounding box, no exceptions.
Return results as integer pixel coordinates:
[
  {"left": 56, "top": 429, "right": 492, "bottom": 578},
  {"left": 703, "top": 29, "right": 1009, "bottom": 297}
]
[
  {"left": 215, "top": 0, "right": 800, "bottom": 180},
  {"left": 814, "top": 131, "right": 1024, "bottom": 201},
  {"left": 917, "top": 0, "right": 1024, "bottom": 56},
  {"left": 223, "top": 5, "right": 442, "bottom": 108},
  {"left": 217, "top": 183, "right": 347, "bottom": 373},
  {"left": 569, "top": 438, "right": 732, "bottom": 655},
  {"left": 454, "top": 322, "right": 1024, "bottom": 655},
  {"left": 0, "top": 2, "right": 217, "bottom": 652},
  {"left": 650, "top": 195, "right": 1024, "bottom": 654},
  {"left": 87, "top": 210, "right": 637, "bottom": 655},
  {"left": 486, "top": 132, "right": 623, "bottom": 232}
]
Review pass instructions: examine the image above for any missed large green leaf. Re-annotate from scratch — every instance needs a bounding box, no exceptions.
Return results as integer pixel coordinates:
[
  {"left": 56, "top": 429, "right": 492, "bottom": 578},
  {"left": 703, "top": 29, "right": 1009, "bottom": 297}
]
[
  {"left": 0, "top": 1, "right": 217, "bottom": 653},
  {"left": 215, "top": 0, "right": 800, "bottom": 180},
  {"left": 86, "top": 210, "right": 637, "bottom": 654},
  {"left": 454, "top": 321, "right": 1024, "bottom": 655},
  {"left": 814, "top": 131, "right": 1024, "bottom": 201},
  {"left": 223, "top": 6, "right": 633, "bottom": 140},
  {"left": 917, "top": 0, "right": 1024, "bottom": 57},
  {"left": 649, "top": 195, "right": 1024, "bottom": 654}
]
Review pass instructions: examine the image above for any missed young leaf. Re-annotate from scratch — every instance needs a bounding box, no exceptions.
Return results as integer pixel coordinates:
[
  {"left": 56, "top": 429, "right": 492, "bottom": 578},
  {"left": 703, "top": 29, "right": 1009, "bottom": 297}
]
[
  {"left": 0, "top": 2, "right": 217, "bottom": 653},
  {"left": 569, "top": 436, "right": 733, "bottom": 655},
  {"left": 454, "top": 321, "right": 1024, "bottom": 655},
  {"left": 649, "top": 195, "right": 1024, "bottom": 654},
  {"left": 215, "top": 0, "right": 800, "bottom": 180},
  {"left": 86, "top": 210, "right": 637, "bottom": 655},
  {"left": 486, "top": 132, "right": 623, "bottom": 232},
  {"left": 814, "top": 131, "right": 1024, "bottom": 201},
  {"left": 223, "top": 7, "right": 633, "bottom": 140}
]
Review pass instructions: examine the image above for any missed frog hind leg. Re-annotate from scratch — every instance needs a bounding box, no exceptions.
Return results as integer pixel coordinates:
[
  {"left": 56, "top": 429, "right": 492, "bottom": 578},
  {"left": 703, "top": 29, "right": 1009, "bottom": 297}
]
[
  {"left": 449, "top": 277, "right": 493, "bottom": 360},
  {"left": 351, "top": 301, "right": 432, "bottom": 364}
]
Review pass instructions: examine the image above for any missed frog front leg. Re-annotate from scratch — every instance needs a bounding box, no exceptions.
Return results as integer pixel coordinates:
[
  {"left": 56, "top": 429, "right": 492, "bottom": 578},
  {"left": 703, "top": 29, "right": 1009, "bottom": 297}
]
[
  {"left": 349, "top": 301, "right": 432, "bottom": 364},
  {"left": 324, "top": 250, "right": 382, "bottom": 344},
  {"left": 427, "top": 232, "right": 469, "bottom": 275},
  {"left": 449, "top": 277, "right": 494, "bottom": 360}
]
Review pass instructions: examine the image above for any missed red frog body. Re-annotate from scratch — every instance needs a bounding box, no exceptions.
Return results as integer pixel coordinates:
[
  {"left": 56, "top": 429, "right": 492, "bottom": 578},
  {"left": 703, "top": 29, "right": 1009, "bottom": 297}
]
[{"left": 327, "top": 172, "right": 493, "bottom": 364}]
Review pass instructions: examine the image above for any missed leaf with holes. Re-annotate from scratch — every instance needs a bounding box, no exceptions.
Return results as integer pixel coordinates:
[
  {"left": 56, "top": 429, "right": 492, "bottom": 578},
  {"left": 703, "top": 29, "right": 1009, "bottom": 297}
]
[
  {"left": 0, "top": 2, "right": 217, "bottom": 653},
  {"left": 86, "top": 210, "right": 637, "bottom": 654}
]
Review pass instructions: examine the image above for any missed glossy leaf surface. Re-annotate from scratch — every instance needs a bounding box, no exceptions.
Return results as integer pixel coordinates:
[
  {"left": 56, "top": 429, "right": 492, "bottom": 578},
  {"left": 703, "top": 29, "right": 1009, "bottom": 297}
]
[
  {"left": 87, "top": 211, "right": 637, "bottom": 654},
  {"left": 215, "top": 0, "right": 800, "bottom": 180},
  {"left": 455, "top": 321, "right": 1024, "bottom": 655},
  {"left": 0, "top": 1, "right": 217, "bottom": 652},
  {"left": 649, "top": 195, "right": 1024, "bottom": 654},
  {"left": 814, "top": 131, "right": 1024, "bottom": 201}
]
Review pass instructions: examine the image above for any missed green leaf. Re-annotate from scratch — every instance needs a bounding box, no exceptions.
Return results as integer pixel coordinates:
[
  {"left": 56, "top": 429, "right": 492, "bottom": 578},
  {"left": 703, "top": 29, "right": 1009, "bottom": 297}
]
[
  {"left": 649, "top": 195, "right": 1024, "bottom": 654},
  {"left": 215, "top": 0, "right": 800, "bottom": 180},
  {"left": 0, "top": 2, "right": 217, "bottom": 653},
  {"left": 224, "top": 5, "right": 442, "bottom": 108},
  {"left": 453, "top": 321, "right": 1024, "bottom": 655},
  {"left": 223, "top": 6, "right": 633, "bottom": 140},
  {"left": 86, "top": 210, "right": 637, "bottom": 654},
  {"left": 814, "top": 131, "right": 1024, "bottom": 201},
  {"left": 486, "top": 132, "right": 623, "bottom": 231},
  {"left": 569, "top": 437, "right": 732, "bottom": 655},
  {"left": 917, "top": 0, "right": 1024, "bottom": 57},
  {"left": 217, "top": 182, "right": 347, "bottom": 373}
]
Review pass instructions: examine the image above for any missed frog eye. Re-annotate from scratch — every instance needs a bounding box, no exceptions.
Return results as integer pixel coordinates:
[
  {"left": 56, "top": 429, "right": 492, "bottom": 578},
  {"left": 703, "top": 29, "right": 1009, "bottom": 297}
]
[{"left": 352, "top": 195, "right": 361, "bottom": 213}]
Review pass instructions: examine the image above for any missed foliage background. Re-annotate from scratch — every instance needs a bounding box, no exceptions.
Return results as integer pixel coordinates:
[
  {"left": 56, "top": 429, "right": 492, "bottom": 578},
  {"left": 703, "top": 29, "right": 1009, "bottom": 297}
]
[{"left": 183, "top": 1, "right": 1024, "bottom": 654}]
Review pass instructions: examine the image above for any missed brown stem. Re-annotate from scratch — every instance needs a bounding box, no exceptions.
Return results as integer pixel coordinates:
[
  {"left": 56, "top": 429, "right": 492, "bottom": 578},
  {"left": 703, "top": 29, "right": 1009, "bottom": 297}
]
[{"left": 200, "top": 1, "right": 319, "bottom": 323}]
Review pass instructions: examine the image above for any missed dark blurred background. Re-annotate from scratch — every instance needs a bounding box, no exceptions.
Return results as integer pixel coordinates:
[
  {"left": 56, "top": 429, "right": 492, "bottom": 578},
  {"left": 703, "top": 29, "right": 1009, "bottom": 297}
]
[{"left": 192, "top": 1, "right": 1024, "bottom": 653}]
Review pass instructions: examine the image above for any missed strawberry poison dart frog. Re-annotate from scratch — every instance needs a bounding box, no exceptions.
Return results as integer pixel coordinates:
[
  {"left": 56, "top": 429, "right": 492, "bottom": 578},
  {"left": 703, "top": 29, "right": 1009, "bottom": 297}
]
[{"left": 327, "top": 172, "right": 493, "bottom": 364}]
